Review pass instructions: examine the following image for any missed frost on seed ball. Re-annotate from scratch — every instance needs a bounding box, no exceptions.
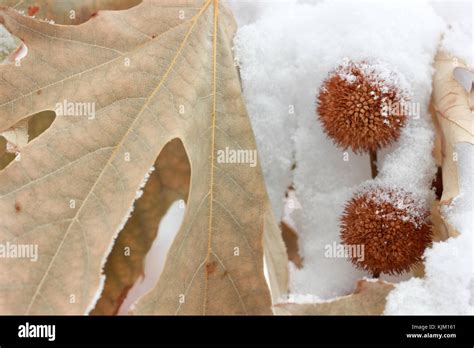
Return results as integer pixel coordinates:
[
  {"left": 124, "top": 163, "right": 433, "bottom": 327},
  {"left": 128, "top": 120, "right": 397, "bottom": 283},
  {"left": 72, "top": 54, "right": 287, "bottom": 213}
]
[
  {"left": 340, "top": 186, "right": 432, "bottom": 276},
  {"left": 317, "top": 59, "right": 410, "bottom": 154}
]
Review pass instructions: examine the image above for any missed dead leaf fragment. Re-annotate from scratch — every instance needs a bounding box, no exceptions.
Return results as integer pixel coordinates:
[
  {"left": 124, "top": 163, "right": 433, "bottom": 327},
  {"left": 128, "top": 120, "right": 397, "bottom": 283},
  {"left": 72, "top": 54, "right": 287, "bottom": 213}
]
[
  {"left": 431, "top": 52, "right": 474, "bottom": 237},
  {"left": 4, "top": 0, "right": 142, "bottom": 24},
  {"left": 275, "top": 280, "right": 395, "bottom": 315}
]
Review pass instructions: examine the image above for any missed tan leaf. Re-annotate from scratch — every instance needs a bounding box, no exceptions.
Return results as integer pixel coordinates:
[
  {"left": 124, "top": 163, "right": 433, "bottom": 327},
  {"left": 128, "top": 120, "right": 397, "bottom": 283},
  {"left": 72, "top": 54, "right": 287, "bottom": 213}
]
[
  {"left": 0, "top": 0, "right": 277, "bottom": 315},
  {"left": 274, "top": 280, "right": 395, "bottom": 315},
  {"left": 432, "top": 52, "right": 474, "bottom": 237},
  {"left": 91, "top": 138, "right": 190, "bottom": 315},
  {"left": 5, "top": 0, "right": 141, "bottom": 24}
]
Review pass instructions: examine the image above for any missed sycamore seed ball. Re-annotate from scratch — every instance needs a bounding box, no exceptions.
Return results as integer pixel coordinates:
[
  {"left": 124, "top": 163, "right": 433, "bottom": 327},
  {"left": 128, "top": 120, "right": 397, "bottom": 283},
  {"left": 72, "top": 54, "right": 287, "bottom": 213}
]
[
  {"left": 317, "top": 60, "right": 409, "bottom": 154},
  {"left": 340, "top": 186, "right": 432, "bottom": 276}
]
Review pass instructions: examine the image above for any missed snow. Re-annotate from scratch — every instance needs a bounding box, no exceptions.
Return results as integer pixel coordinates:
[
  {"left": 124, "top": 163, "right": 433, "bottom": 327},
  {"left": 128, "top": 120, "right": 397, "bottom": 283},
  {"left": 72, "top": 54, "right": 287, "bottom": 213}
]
[
  {"left": 0, "top": 25, "right": 17, "bottom": 63},
  {"left": 385, "top": 143, "right": 474, "bottom": 314},
  {"left": 431, "top": 0, "right": 473, "bottom": 65},
  {"left": 333, "top": 58, "right": 412, "bottom": 100},
  {"left": 443, "top": 144, "right": 474, "bottom": 234},
  {"left": 384, "top": 232, "right": 473, "bottom": 314},
  {"left": 120, "top": 200, "right": 185, "bottom": 314},
  {"left": 233, "top": 0, "right": 446, "bottom": 301}
]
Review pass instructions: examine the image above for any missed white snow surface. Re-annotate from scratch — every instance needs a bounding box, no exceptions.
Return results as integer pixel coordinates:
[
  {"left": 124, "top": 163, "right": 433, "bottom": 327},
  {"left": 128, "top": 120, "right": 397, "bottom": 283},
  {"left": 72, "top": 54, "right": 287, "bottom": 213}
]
[
  {"left": 385, "top": 143, "right": 474, "bottom": 314},
  {"left": 431, "top": 0, "right": 473, "bottom": 65}
]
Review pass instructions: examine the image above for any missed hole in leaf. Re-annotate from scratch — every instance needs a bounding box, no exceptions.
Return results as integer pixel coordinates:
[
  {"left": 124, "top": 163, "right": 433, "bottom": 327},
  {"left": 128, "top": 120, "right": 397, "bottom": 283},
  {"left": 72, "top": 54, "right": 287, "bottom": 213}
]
[
  {"left": 453, "top": 67, "right": 474, "bottom": 93},
  {"left": 453, "top": 67, "right": 474, "bottom": 113},
  {"left": 0, "top": 137, "right": 15, "bottom": 170},
  {"left": 119, "top": 199, "right": 186, "bottom": 314},
  {"left": 28, "top": 110, "right": 56, "bottom": 141},
  {"left": 91, "top": 138, "right": 191, "bottom": 315},
  {"left": 0, "top": 110, "right": 56, "bottom": 170},
  {"left": 0, "top": 23, "right": 25, "bottom": 64}
]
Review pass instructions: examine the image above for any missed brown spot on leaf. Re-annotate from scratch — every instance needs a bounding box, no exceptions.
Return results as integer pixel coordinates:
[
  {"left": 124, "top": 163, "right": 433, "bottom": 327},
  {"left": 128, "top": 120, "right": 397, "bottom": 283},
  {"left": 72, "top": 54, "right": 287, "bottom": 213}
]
[
  {"left": 205, "top": 261, "right": 217, "bottom": 277},
  {"left": 27, "top": 5, "right": 40, "bottom": 17}
]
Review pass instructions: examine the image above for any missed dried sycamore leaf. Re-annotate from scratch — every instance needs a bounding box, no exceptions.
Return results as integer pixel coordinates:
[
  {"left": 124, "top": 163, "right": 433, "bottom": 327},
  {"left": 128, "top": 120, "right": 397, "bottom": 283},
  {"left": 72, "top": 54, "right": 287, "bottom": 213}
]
[
  {"left": 3, "top": 0, "right": 141, "bottom": 24},
  {"left": 274, "top": 280, "right": 394, "bottom": 315},
  {"left": 432, "top": 52, "right": 474, "bottom": 237},
  {"left": 92, "top": 138, "right": 190, "bottom": 315},
  {"left": 0, "top": 0, "right": 278, "bottom": 315}
]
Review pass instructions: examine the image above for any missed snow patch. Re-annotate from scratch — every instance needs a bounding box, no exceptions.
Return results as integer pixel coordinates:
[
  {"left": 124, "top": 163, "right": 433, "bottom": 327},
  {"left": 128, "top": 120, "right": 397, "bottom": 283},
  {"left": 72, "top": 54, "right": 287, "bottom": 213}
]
[{"left": 385, "top": 143, "right": 474, "bottom": 314}]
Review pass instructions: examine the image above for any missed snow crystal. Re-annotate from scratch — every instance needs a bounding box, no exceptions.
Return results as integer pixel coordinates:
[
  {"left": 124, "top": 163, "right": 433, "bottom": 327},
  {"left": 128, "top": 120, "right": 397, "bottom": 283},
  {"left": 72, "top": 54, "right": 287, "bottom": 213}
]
[{"left": 233, "top": 0, "right": 445, "bottom": 300}]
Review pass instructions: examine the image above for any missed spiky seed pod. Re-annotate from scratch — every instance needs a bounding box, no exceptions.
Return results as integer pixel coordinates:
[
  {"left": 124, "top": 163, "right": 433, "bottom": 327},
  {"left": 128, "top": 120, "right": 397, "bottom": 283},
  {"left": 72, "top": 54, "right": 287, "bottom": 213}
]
[
  {"left": 340, "top": 186, "right": 432, "bottom": 276},
  {"left": 317, "top": 60, "right": 409, "bottom": 154}
]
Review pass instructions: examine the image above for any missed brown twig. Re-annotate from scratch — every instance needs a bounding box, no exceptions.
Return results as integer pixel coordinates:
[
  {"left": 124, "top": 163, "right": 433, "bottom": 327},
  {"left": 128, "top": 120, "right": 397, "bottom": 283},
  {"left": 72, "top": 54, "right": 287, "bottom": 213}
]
[{"left": 369, "top": 150, "right": 378, "bottom": 179}]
